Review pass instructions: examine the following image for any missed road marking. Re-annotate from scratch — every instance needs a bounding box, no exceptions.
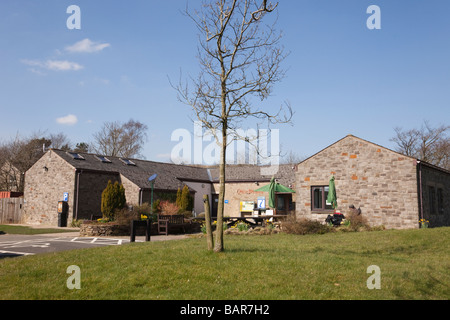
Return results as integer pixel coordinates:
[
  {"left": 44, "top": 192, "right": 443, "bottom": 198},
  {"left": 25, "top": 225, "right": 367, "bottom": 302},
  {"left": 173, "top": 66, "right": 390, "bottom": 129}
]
[{"left": 0, "top": 250, "right": 34, "bottom": 256}]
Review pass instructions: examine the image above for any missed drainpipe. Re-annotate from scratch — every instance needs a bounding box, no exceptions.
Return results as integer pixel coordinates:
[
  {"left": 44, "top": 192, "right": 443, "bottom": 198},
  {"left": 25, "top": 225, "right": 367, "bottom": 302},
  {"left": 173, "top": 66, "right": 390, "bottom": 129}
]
[
  {"left": 75, "top": 170, "right": 81, "bottom": 220},
  {"left": 418, "top": 161, "right": 424, "bottom": 221},
  {"left": 139, "top": 188, "right": 143, "bottom": 206}
]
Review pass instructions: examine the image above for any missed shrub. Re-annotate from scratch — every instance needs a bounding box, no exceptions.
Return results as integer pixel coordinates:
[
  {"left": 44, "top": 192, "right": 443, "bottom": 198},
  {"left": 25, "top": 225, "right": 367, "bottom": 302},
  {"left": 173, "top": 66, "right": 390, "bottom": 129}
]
[
  {"left": 344, "top": 211, "right": 370, "bottom": 232},
  {"left": 101, "top": 180, "right": 126, "bottom": 220},
  {"left": 176, "top": 188, "right": 182, "bottom": 208},
  {"left": 70, "top": 219, "right": 83, "bottom": 228},
  {"left": 160, "top": 200, "right": 180, "bottom": 215},
  {"left": 179, "top": 185, "right": 193, "bottom": 212},
  {"left": 114, "top": 203, "right": 162, "bottom": 226},
  {"left": 179, "top": 210, "right": 193, "bottom": 218},
  {"left": 281, "top": 217, "right": 333, "bottom": 235},
  {"left": 114, "top": 207, "right": 140, "bottom": 226},
  {"left": 152, "top": 199, "right": 161, "bottom": 214}
]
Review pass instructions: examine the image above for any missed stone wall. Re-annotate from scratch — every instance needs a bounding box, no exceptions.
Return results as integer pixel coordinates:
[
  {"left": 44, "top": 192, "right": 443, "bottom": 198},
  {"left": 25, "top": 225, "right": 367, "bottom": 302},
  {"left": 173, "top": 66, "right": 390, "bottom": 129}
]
[
  {"left": 120, "top": 174, "right": 141, "bottom": 206},
  {"left": 296, "top": 135, "right": 420, "bottom": 229},
  {"left": 23, "top": 150, "right": 76, "bottom": 226},
  {"left": 213, "top": 181, "right": 268, "bottom": 217},
  {"left": 79, "top": 222, "right": 130, "bottom": 237},
  {"left": 75, "top": 171, "right": 120, "bottom": 220}
]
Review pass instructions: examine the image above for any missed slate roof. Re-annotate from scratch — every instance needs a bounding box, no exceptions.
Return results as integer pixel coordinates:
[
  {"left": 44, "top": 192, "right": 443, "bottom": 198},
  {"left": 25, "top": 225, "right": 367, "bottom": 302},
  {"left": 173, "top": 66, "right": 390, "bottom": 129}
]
[
  {"left": 51, "top": 149, "right": 296, "bottom": 191},
  {"left": 207, "top": 163, "right": 296, "bottom": 187},
  {"left": 51, "top": 150, "right": 211, "bottom": 191}
]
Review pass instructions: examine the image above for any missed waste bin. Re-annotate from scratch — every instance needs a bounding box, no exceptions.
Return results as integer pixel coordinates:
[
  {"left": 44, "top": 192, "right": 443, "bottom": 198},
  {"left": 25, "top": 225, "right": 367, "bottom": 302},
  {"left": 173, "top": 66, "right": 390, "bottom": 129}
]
[{"left": 57, "top": 201, "right": 68, "bottom": 227}]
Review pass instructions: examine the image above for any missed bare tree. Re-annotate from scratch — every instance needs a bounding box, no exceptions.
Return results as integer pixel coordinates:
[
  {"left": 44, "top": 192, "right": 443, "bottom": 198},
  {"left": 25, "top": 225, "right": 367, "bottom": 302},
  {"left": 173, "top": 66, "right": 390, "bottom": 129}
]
[
  {"left": 280, "top": 149, "right": 307, "bottom": 165},
  {"left": 48, "top": 132, "right": 72, "bottom": 151},
  {"left": 0, "top": 134, "right": 52, "bottom": 192},
  {"left": 92, "top": 119, "right": 148, "bottom": 158},
  {"left": 173, "top": 0, "right": 292, "bottom": 252},
  {"left": 391, "top": 121, "right": 449, "bottom": 170}
]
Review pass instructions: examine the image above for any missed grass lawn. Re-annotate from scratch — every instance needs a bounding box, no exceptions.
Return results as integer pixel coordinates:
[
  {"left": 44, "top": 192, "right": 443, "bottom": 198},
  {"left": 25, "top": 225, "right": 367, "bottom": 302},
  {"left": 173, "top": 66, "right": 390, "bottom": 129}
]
[
  {"left": 0, "top": 224, "right": 77, "bottom": 235},
  {"left": 0, "top": 227, "right": 449, "bottom": 300}
]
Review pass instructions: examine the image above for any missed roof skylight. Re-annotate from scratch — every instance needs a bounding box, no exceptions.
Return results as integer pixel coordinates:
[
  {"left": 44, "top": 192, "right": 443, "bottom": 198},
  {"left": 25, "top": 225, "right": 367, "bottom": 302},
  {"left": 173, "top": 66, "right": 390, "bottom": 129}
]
[
  {"left": 119, "top": 158, "right": 136, "bottom": 166},
  {"left": 95, "top": 155, "right": 112, "bottom": 163},
  {"left": 67, "top": 152, "right": 85, "bottom": 160}
]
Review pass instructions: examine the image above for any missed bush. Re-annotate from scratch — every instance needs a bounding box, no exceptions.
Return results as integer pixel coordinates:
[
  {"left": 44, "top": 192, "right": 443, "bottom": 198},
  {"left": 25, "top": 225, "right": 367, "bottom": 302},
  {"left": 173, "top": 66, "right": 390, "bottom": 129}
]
[
  {"left": 114, "top": 203, "right": 161, "bottom": 226},
  {"left": 114, "top": 207, "right": 140, "bottom": 226},
  {"left": 343, "top": 211, "right": 370, "bottom": 232},
  {"left": 101, "top": 180, "right": 126, "bottom": 220},
  {"left": 281, "top": 217, "right": 333, "bottom": 235},
  {"left": 160, "top": 200, "right": 180, "bottom": 215},
  {"left": 179, "top": 185, "right": 193, "bottom": 212},
  {"left": 152, "top": 199, "right": 161, "bottom": 214}
]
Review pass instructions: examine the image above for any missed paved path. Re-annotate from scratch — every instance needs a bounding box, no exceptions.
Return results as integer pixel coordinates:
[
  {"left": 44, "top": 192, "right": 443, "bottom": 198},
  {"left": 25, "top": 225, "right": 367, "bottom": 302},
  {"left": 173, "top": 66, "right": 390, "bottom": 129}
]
[{"left": 0, "top": 231, "right": 189, "bottom": 259}]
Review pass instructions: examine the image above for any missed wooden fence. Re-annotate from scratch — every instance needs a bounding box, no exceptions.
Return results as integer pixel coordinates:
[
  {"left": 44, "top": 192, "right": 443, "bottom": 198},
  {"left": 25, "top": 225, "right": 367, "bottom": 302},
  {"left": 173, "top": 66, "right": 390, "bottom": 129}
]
[{"left": 0, "top": 198, "right": 24, "bottom": 224}]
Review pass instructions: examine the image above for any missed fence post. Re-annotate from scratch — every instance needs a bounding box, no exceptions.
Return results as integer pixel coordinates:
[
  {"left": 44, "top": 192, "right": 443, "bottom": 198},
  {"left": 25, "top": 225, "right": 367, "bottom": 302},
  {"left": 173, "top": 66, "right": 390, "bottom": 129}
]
[{"left": 203, "top": 194, "right": 214, "bottom": 250}]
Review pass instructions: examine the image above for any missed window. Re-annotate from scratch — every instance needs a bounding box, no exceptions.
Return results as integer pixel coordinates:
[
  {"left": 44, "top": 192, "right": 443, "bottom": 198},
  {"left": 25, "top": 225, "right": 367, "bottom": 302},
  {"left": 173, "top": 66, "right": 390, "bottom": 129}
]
[
  {"left": 437, "top": 188, "right": 444, "bottom": 215},
  {"left": 276, "top": 195, "right": 285, "bottom": 211},
  {"left": 67, "top": 152, "right": 85, "bottom": 160},
  {"left": 428, "top": 186, "right": 436, "bottom": 215},
  {"left": 94, "top": 155, "right": 112, "bottom": 163},
  {"left": 119, "top": 158, "right": 136, "bottom": 166},
  {"left": 311, "top": 186, "right": 333, "bottom": 211}
]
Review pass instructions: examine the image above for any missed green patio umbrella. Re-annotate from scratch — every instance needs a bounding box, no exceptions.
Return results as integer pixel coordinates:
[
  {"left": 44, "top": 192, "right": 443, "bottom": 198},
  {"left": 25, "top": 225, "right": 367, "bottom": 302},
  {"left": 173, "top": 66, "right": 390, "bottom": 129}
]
[
  {"left": 326, "top": 175, "right": 337, "bottom": 210},
  {"left": 255, "top": 177, "right": 295, "bottom": 208},
  {"left": 268, "top": 177, "right": 275, "bottom": 208}
]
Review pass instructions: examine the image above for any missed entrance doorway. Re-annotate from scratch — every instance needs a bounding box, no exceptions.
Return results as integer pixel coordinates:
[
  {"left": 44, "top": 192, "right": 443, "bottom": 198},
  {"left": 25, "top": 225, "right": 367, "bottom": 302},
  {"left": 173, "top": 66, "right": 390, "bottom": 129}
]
[{"left": 275, "top": 193, "right": 294, "bottom": 215}]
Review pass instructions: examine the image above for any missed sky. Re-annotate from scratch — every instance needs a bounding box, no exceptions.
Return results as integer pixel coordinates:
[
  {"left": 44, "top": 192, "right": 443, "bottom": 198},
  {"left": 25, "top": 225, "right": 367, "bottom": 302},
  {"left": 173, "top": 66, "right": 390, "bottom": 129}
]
[{"left": 0, "top": 0, "right": 449, "bottom": 164}]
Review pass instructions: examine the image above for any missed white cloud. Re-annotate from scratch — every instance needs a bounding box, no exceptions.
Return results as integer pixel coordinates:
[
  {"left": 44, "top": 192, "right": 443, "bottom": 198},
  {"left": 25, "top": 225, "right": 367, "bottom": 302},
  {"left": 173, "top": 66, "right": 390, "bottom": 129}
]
[
  {"left": 22, "top": 59, "right": 83, "bottom": 71},
  {"left": 46, "top": 60, "right": 84, "bottom": 71},
  {"left": 65, "top": 38, "right": 110, "bottom": 53},
  {"left": 56, "top": 114, "right": 78, "bottom": 125}
]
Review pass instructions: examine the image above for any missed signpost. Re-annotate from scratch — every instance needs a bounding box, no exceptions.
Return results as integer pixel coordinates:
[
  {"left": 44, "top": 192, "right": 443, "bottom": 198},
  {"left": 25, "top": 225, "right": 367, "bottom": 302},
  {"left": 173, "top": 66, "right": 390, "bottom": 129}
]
[
  {"left": 148, "top": 174, "right": 157, "bottom": 213},
  {"left": 257, "top": 197, "right": 265, "bottom": 209}
]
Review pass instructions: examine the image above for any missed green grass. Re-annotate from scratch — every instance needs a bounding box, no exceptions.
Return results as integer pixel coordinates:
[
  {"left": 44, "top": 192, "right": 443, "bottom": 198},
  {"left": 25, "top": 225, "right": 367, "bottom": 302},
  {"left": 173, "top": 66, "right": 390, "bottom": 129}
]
[
  {"left": 0, "top": 227, "right": 449, "bottom": 300},
  {"left": 0, "top": 225, "right": 77, "bottom": 235}
]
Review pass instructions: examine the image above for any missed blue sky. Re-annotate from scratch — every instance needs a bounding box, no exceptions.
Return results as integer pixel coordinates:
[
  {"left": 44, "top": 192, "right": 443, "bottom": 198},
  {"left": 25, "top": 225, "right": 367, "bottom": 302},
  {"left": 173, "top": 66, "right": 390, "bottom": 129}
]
[{"left": 0, "top": 0, "right": 449, "bottom": 163}]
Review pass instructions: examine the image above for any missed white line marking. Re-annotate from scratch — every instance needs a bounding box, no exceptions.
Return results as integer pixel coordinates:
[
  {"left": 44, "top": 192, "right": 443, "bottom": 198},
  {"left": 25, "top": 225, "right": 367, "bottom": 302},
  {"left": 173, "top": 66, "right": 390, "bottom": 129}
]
[{"left": 0, "top": 250, "right": 34, "bottom": 256}]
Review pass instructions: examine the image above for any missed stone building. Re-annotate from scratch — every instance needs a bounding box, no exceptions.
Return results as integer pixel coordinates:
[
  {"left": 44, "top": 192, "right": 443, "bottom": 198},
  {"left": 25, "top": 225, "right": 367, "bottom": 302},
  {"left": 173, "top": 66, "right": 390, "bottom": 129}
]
[
  {"left": 23, "top": 135, "right": 449, "bottom": 229},
  {"left": 295, "top": 135, "right": 450, "bottom": 229},
  {"left": 23, "top": 150, "right": 210, "bottom": 225},
  {"left": 209, "top": 164, "right": 297, "bottom": 218},
  {"left": 23, "top": 149, "right": 295, "bottom": 226}
]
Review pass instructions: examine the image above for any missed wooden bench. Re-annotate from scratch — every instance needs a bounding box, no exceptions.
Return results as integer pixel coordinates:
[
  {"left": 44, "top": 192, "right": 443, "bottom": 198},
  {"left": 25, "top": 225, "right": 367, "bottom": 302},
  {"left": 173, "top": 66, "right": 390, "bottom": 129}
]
[{"left": 157, "top": 214, "right": 190, "bottom": 235}]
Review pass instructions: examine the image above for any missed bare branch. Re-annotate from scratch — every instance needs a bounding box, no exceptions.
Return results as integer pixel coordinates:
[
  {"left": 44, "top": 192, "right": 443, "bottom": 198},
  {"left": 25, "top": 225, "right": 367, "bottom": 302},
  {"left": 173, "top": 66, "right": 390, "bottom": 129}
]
[{"left": 251, "top": 0, "right": 278, "bottom": 21}]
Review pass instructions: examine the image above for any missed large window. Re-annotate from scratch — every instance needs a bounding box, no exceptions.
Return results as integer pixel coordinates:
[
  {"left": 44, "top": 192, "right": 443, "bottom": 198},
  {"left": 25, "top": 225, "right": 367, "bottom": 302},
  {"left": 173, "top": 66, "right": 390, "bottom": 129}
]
[{"left": 311, "top": 186, "right": 333, "bottom": 211}]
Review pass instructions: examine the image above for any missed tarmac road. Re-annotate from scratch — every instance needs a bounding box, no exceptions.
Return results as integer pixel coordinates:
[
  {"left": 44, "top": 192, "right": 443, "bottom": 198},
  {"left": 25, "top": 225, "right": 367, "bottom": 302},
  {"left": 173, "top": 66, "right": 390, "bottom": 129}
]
[{"left": 0, "top": 231, "right": 189, "bottom": 259}]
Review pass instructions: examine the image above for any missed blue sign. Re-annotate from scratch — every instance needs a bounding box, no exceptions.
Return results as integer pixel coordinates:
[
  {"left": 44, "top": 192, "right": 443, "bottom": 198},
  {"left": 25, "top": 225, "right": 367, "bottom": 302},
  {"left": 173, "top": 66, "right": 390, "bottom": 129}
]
[
  {"left": 63, "top": 192, "right": 69, "bottom": 202},
  {"left": 257, "top": 197, "right": 265, "bottom": 209},
  {"left": 224, "top": 200, "right": 229, "bottom": 204}
]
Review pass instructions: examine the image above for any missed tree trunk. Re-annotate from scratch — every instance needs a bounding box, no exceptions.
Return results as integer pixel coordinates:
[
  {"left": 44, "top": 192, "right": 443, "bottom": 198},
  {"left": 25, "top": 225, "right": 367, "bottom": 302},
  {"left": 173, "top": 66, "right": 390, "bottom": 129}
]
[{"left": 214, "top": 123, "right": 227, "bottom": 253}]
